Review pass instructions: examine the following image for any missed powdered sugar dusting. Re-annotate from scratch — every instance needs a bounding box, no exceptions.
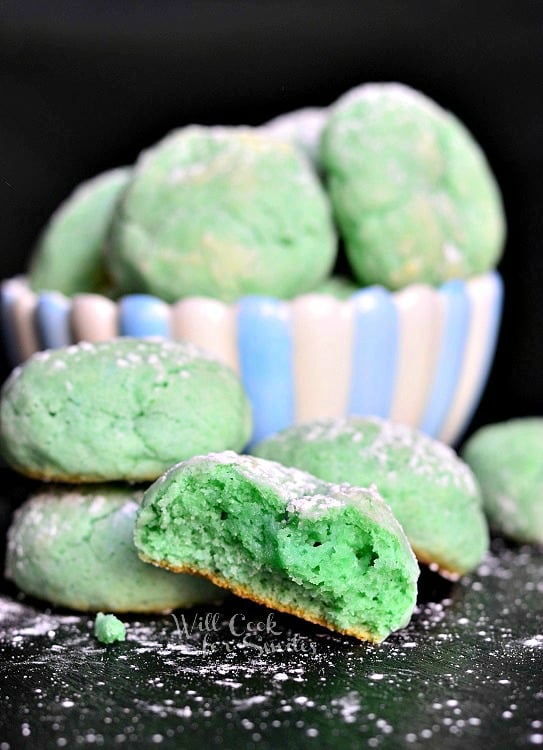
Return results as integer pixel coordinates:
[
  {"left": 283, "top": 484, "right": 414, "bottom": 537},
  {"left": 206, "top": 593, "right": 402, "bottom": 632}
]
[
  {"left": 523, "top": 635, "right": 543, "bottom": 649},
  {"left": 159, "top": 451, "right": 330, "bottom": 506},
  {"left": 12, "top": 337, "right": 222, "bottom": 383},
  {"left": 0, "top": 540, "right": 541, "bottom": 747},
  {"left": 264, "top": 416, "right": 479, "bottom": 495},
  {"left": 0, "top": 596, "right": 80, "bottom": 644},
  {"left": 287, "top": 483, "right": 383, "bottom": 519},
  {"left": 332, "top": 82, "right": 446, "bottom": 119}
]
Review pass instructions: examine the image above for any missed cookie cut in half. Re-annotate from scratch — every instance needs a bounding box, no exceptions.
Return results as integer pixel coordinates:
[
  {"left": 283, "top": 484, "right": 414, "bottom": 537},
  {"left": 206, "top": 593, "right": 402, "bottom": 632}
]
[{"left": 134, "top": 451, "right": 419, "bottom": 642}]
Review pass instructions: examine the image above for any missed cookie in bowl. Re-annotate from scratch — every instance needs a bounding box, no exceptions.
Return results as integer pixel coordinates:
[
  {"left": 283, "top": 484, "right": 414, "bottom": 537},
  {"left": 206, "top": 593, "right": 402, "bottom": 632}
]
[
  {"left": 106, "top": 125, "right": 337, "bottom": 303},
  {"left": 261, "top": 106, "right": 328, "bottom": 166},
  {"left": 0, "top": 84, "right": 505, "bottom": 447},
  {"left": 29, "top": 167, "right": 130, "bottom": 296},
  {"left": 321, "top": 82, "right": 506, "bottom": 289}
]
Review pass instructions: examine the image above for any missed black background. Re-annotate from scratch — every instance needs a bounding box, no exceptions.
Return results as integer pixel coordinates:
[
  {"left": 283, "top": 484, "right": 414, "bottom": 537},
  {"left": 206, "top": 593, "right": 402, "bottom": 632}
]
[{"left": 1, "top": 0, "right": 542, "bottom": 437}]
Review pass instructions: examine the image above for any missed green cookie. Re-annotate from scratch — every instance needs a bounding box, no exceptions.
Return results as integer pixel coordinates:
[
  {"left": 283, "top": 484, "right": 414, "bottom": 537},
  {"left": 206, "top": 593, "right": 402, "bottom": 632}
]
[
  {"left": 134, "top": 451, "right": 418, "bottom": 643},
  {"left": 0, "top": 338, "right": 252, "bottom": 482},
  {"left": 320, "top": 83, "right": 506, "bottom": 289},
  {"left": 29, "top": 167, "right": 130, "bottom": 295},
  {"left": 462, "top": 418, "right": 543, "bottom": 544},
  {"left": 263, "top": 107, "right": 328, "bottom": 166},
  {"left": 107, "top": 126, "right": 337, "bottom": 302},
  {"left": 253, "top": 417, "right": 489, "bottom": 576},
  {"left": 309, "top": 275, "right": 359, "bottom": 299},
  {"left": 6, "top": 485, "right": 222, "bottom": 612}
]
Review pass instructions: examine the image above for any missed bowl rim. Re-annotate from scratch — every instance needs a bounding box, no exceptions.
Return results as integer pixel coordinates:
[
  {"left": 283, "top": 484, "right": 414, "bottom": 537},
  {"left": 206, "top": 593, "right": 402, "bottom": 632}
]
[{"left": 2, "top": 270, "right": 502, "bottom": 309}]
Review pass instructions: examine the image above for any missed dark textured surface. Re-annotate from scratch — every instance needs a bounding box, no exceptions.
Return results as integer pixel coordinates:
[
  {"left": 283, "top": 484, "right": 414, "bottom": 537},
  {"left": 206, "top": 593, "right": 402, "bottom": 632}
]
[{"left": 0, "top": 471, "right": 542, "bottom": 749}]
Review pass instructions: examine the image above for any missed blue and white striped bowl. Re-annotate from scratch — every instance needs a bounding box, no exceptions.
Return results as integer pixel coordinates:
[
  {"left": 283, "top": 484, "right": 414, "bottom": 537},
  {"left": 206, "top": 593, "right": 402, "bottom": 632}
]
[{"left": 1, "top": 272, "right": 502, "bottom": 446}]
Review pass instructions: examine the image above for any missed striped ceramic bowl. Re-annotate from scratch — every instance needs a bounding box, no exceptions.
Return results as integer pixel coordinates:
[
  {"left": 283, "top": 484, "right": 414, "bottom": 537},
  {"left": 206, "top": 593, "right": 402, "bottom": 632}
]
[{"left": 1, "top": 272, "right": 502, "bottom": 446}]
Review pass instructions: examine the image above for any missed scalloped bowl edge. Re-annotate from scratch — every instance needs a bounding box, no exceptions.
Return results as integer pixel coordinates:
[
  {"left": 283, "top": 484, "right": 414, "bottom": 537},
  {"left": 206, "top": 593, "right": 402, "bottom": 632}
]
[{"left": 0, "top": 273, "right": 503, "bottom": 446}]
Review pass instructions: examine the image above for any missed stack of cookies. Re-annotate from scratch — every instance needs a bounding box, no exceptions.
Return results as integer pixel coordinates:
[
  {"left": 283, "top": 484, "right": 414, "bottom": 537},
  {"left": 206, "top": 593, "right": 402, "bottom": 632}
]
[{"left": 2, "top": 337, "right": 252, "bottom": 614}]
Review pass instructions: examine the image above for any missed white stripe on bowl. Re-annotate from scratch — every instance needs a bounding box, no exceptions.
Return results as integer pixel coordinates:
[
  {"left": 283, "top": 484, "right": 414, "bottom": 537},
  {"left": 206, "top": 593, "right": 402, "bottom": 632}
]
[
  {"left": 1, "top": 276, "right": 30, "bottom": 365},
  {"left": 71, "top": 293, "right": 118, "bottom": 343},
  {"left": 172, "top": 297, "right": 239, "bottom": 373},
  {"left": 13, "top": 285, "right": 39, "bottom": 361},
  {"left": 390, "top": 284, "right": 445, "bottom": 426},
  {"left": 292, "top": 294, "right": 354, "bottom": 422}
]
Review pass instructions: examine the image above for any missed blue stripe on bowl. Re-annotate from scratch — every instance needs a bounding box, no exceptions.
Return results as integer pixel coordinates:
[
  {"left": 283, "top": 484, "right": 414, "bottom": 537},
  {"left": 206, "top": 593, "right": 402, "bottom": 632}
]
[
  {"left": 348, "top": 287, "right": 398, "bottom": 418},
  {"left": 455, "top": 272, "right": 504, "bottom": 441},
  {"left": 0, "top": 281, "right": 22, "bottom": 366},
  {"left": 420, "top": 279, "right": 470, "bottom": 438},
  {"left": 119, "top": 295, "right": 171, "bottom": 338},
  {"left": 36, "top": 292, "right": 72, "bottom": 350},
  {"left": 237, "top": 297, "right": 294, "bottom": 445}
]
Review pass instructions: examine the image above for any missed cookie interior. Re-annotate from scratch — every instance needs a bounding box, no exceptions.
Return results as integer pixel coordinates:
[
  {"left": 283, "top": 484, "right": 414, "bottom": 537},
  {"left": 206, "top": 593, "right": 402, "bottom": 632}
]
[{"left": 135, "top": 460, "right": 417, "bottom": 641}]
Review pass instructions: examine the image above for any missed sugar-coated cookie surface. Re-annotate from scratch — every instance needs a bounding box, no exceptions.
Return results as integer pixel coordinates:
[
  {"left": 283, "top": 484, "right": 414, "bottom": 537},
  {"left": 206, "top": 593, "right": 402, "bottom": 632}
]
[
  {"left": 6, "top": 485, "right": 222, "bottom": 612},
  {"left": 0, "top": 338, "right": 252, "bottom": 482},
  {"left": 262, "top": 107, "right": 328, "bottom": 166},
  {"left": 134, "top": 451, "right": 419, "bottom": 642},
  {"left": 253, "top": 417, "right": 489, "bottom": 575},
  {"left": 107, "top": 126, "right": 337, "bottom": 303},
  {"left": 29, "top": 167, "right": 130, "bottom": 296},
  {"left": 320, "top": 83, "right": 505, "bottom": 289},
  {"left": 462, "top": 418, "right": 543, "bottom": 544},
  {"left": 309, "top": 275, "right": 359, "bottom": 299}
]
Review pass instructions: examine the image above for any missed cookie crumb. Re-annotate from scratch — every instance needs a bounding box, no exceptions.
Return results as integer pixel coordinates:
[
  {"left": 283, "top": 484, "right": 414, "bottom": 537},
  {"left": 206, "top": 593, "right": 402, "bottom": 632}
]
[{"left": 94, "top": 612, "right": 126, "bottom": 644}]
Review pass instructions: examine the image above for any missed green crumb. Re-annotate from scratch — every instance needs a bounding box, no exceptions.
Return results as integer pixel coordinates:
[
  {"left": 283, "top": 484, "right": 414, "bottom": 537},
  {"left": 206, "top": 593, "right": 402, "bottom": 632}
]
[{"left": 94, "top": 612, "right": 126, "bottom": 644}]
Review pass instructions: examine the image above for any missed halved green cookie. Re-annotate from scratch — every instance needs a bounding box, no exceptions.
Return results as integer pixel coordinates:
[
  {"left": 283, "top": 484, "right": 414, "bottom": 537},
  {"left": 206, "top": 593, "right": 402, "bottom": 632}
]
[{"left": 134, "top": 451, "right": 419, "bottom": 642}]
